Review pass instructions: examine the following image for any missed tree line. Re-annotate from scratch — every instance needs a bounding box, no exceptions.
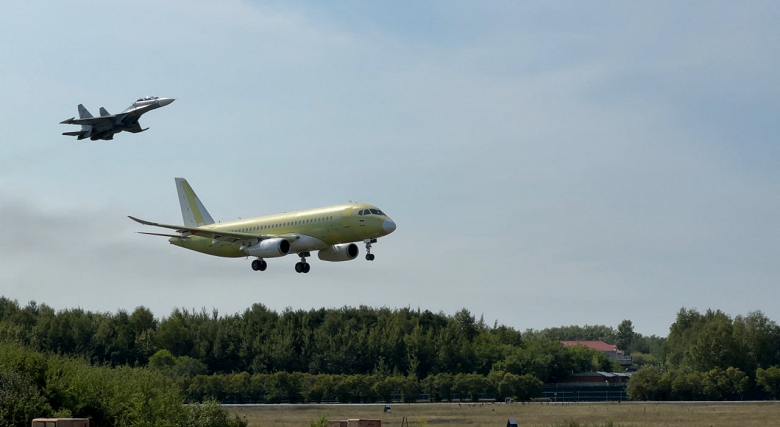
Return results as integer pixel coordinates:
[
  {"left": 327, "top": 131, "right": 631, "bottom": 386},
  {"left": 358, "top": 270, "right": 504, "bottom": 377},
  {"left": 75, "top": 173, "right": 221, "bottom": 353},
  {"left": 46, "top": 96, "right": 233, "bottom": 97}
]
[
  {"left": 5, "top": 296, "right": 780, "bottom": 404},
  {"left": 0, "top": 297, "right": 639, "bottom": 380},
  {"left": 627, "top": 308, "right": 780, "bottom": 400}
]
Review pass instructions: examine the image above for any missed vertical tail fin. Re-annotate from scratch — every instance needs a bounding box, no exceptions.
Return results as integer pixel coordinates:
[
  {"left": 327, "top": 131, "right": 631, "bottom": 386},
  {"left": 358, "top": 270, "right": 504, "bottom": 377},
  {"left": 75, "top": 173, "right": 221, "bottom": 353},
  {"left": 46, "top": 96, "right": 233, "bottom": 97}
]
[
  {"left": 175, "top": 178, "right": 215, "bottom": 227},
  {"left": 77, "top": 104, "right": 93, "bottom": 119},
  {"left": 99, "top": 107, "right": 111, "bottom": 117}
]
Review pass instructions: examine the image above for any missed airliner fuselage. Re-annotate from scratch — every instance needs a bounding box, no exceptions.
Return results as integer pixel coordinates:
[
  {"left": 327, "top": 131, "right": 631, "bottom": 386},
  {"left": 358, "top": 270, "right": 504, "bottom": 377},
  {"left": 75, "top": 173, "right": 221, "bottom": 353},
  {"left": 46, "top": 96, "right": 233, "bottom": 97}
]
[
  {"left": 169, "top": 202, "right": 395, "bottom": 258},
  {"left": 130, "top": 178, "right": 396, "bottom": 274}
]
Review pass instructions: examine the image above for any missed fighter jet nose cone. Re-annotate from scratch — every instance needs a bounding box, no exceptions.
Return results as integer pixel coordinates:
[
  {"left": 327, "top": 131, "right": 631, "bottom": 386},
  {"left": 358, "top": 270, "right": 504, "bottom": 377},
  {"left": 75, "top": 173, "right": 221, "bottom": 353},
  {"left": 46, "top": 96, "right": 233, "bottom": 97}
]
[
  {"left": 383, "top": 219, "right": 396, "bottom": 234},
  {"left": 159, "top": 98, "right": 175, "bottom": 106}
]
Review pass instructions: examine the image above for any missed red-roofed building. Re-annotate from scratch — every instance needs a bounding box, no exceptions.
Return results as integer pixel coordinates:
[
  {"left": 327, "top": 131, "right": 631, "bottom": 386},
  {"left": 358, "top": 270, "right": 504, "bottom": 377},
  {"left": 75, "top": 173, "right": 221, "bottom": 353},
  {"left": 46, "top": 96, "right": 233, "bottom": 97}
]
[{"left": 561, "top": 341, "right": 632, "bottom": 367}]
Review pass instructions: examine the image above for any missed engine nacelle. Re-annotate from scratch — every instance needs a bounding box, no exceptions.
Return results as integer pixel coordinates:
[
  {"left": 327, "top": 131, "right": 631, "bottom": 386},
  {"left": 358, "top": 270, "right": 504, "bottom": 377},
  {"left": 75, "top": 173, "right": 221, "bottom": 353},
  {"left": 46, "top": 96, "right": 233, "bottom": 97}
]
[
  {"left": 244, "top": 238, "right": 290, "bottom": 258},
  {"left": 318, "top": 243, "right": 359, "bottom": 262}
]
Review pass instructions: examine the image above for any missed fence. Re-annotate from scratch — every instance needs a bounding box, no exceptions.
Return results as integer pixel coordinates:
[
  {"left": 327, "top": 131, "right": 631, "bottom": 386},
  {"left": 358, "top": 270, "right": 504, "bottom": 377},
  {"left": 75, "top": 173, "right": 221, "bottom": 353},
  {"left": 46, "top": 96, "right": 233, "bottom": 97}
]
[{"left": 541, "top": 384, "right": 628, "bottom": 402}]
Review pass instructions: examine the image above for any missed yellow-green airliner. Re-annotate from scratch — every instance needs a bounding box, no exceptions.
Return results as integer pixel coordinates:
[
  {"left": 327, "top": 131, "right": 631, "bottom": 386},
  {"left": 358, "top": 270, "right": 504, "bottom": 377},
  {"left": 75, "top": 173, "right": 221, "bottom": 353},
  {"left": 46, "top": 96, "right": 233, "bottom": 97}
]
[{"left": 129, "top": 178, "right": 396, "bottom": 274}]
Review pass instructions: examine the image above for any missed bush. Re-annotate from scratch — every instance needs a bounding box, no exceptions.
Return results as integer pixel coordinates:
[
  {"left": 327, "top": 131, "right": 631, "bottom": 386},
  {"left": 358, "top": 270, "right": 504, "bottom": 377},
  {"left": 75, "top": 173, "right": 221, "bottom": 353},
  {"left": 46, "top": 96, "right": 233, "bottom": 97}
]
[
  {"left": 187, "top": 400, "right": 248, "bottom": 427},
  {"left": 0, "top": 367, "right": 51, "bottom": 427},
  {"left": 307, "top": 415, "right": 328, "bottom": 427},
  {"left": 756, "top": 366, "right": 780, "bottom": 399},
  {"left": 627, "top": 366, "right": 663, "bottom": 400}
]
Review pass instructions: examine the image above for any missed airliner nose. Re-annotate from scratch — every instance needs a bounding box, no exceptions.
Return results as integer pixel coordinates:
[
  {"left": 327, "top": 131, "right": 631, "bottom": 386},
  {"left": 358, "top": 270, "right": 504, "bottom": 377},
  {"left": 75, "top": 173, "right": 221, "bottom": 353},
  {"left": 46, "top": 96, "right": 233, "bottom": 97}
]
[
  {"left": 159, "top": 98, "right": 175, "bottom": 107},
  {"left": 383, "top": 219, "right": 396, "bottom": 234}
]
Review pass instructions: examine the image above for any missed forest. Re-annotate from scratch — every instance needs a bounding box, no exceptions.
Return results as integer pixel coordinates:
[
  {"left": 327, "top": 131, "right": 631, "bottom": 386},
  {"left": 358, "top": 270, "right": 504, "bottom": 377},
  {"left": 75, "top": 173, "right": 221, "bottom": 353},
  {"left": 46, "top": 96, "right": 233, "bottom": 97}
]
[
  {"left": 0, "top": 298, "right": 661, "bottom": 378},
  {"left": 3, "top": 296, "right": 780, "bottom": 426}
]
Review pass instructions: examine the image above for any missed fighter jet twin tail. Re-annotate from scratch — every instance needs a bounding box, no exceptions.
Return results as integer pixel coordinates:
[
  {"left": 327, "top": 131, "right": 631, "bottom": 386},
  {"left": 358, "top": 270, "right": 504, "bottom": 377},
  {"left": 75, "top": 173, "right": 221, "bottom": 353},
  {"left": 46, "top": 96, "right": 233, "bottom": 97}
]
[{"left": 60, "top": 96, "right": 174, "bottom": 140}]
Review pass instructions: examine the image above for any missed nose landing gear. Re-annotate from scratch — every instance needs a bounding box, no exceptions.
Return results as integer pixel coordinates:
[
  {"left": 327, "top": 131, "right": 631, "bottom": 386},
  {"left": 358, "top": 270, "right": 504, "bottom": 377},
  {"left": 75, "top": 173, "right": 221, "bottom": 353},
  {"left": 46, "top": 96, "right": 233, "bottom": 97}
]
[
  {"left": 364, "top": 238, "right": 377, "bottom": 261},
  {"left": 295, "top": 252, "right": 311, "bottom": 273}
]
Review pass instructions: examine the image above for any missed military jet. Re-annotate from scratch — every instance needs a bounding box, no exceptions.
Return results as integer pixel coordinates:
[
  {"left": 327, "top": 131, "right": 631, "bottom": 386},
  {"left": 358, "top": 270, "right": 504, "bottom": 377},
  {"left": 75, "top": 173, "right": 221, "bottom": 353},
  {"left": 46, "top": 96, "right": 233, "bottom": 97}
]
[{"left": 60, "top": 96, "right": 175, "bottom": 140}]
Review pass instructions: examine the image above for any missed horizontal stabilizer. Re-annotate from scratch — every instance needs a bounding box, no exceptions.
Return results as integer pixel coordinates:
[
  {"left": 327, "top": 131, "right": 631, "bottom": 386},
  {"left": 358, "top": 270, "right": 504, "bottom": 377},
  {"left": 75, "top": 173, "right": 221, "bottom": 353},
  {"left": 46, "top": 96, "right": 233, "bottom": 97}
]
[
  {"left": 138, "top": 232, "right": 188, "bottom": 238},
  {"left": 62, "top": 131, "right": 82, "bottom": 136},
  {"left": 128, "top": 215, "right": 274, "bottom": 242},
  {"left": 60, "top": 117, "right": 75, "bottom": 124},
  {"left": 128, "top": 215, "right": 157, "bottom": 226}
]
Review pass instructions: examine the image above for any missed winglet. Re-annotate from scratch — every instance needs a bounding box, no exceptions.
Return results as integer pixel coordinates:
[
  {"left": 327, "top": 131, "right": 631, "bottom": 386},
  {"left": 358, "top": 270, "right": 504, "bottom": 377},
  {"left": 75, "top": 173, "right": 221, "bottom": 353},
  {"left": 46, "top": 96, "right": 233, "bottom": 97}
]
[{"left": 175, "top": 178, "right": 215, "bottom": 227}]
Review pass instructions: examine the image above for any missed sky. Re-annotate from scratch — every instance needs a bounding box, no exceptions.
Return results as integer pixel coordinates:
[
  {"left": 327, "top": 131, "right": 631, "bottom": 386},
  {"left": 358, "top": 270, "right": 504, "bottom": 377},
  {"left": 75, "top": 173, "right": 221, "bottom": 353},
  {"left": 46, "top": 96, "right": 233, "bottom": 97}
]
[{"left": 1, "top": 1, "right": 779, "bottom": 337}]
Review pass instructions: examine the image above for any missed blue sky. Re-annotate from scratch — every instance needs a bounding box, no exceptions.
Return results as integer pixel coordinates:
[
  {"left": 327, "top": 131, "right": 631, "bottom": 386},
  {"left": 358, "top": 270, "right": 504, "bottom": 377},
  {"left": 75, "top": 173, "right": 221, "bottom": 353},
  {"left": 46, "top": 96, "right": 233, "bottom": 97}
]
[{"left": 1, "top": 1, "right": 779, "bottom": 337}]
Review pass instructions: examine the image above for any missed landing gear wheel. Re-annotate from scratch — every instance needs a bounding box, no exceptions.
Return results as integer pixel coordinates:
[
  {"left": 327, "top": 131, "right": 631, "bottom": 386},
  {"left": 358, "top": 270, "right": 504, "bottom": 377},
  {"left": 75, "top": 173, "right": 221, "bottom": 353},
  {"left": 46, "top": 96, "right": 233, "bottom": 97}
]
[
  {"left": 364, "top": 238, "right": 377, "bottom": 261},
  {"left": 295, "top": 261, "right": 311, "bottom": 273},
  {"left": 295, "top": 252, "right": 311, "bottom": 274},
  {"left": 252, "top": 259, "right": 268, "bottom": 271}
]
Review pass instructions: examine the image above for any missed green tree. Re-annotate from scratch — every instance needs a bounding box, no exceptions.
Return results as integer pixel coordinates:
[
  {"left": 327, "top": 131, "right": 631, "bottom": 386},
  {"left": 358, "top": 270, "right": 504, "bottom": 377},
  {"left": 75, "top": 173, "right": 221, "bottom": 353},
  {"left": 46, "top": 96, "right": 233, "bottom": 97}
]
[
  {"left": 496, "top": 371, "right": 518, "bottom": 400},
  {"left": 725, "top": 367, "right": 749, "bottom": 399},
  {"left": 616, "top": 320, "right": 634, "bottom": 352},
  {"left": 493, "top": 371, "right": 541, "bottom": 401},
  {"left": 148, "top": 349, "right": 177, "bottom": 371},
  {"left": 515, "top": 373, "right": 544, "bottom": 401},
  {"left": 670, "top": 370, "right": 702, "bottom": 401},
  {"left": 187, "top": 399, "right": 247, "bottom": 427},
  {"left": 0, "top": 341, "right": 47, "bottom": 387},
  {"left": 700, "top": 367, "right": 730, "bottom": 400},
  {"left": 756, "top": 366, "right": 780, "bottom": 399},
  {"left": 433, "top": 373, "right": 454, "bottom": 402},
  {"left": 0, "top": 367, "right": 50, "bottom": 427},
  {"left": 627, "top": 366, "right": 663, "bottom": 401},
  {"left": 419, "top": 374, "right": 437, "bottom": 401},
  {"left": 631, "top": 352, "right": 657, "bottom": 367},
  {"left": 663, "top": 308, "right": 740, "bottom": 372},
  {"left": 495, "top": 340, "right": 574, "bottom": 382},
  {"left": 171, "top": 356, "right": 208, "bottom": 378},
  {"left": 733, "top": 311, "right": 780, "bottom": 374}
]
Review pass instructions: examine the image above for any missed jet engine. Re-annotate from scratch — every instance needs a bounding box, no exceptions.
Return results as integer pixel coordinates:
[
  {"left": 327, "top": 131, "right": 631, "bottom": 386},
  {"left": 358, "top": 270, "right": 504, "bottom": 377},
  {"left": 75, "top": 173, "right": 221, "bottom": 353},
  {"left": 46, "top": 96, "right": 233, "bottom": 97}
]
[
  {"left": 244, "top": 238, "right": 291, "bottom": 258},
  {"left": 318, "top": 243, "right": 359, "bottom": 262}
]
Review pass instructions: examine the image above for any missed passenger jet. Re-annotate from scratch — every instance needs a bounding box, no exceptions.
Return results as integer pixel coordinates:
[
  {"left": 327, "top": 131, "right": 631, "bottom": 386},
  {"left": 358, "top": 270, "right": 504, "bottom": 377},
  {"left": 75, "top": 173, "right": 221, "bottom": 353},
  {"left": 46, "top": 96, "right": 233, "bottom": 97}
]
[{"left": 129, "top": 178, "right": 396, "bottom": 273}]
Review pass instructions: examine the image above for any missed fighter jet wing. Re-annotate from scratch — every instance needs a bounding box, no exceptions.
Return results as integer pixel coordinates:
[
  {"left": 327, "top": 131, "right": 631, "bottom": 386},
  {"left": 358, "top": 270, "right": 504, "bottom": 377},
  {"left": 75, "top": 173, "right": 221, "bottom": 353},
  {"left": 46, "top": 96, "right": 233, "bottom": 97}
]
[
  {"left": 128, "top": 216, "right": 286, "bottom": 243},
  {"left": 60, "top": 116, "right": 115, "bottom": 126},
  {"left": 125, "top": 122, "right": 148, "bottom": 133}
]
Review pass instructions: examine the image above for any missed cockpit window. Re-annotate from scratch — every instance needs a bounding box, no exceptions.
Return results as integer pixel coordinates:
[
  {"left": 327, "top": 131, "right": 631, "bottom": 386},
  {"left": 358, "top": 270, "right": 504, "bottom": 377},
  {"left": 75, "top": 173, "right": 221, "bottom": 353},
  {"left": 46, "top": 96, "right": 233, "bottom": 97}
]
[
  {"left": 136, "top": 96, "right": 159, "bottom": 102},
  {"left": 370, "top": 209, "right": 384, "bottom": 215}
]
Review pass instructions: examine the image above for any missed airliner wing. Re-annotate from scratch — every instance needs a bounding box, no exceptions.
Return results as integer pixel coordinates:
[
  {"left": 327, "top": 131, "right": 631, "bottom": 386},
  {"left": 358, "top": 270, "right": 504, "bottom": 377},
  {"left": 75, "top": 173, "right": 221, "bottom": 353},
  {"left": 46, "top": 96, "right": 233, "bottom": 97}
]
[{"left": 128, "top": 216, "right": 280, "bottom": 242}]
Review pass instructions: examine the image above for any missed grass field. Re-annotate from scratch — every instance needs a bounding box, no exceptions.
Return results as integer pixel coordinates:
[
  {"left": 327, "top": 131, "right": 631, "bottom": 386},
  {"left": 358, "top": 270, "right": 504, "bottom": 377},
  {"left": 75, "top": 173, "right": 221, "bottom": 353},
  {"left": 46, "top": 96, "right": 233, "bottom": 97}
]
[{"left": 225, "top": 401, "right": 780, "bottom": 427}]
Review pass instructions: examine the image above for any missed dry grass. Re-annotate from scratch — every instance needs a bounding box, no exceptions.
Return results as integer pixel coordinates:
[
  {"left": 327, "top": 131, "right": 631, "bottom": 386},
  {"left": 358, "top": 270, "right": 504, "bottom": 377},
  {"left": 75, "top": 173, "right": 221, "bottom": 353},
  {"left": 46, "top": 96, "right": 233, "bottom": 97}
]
[{"left": 226, "top": 401, "right": 780, "bottom": 427}]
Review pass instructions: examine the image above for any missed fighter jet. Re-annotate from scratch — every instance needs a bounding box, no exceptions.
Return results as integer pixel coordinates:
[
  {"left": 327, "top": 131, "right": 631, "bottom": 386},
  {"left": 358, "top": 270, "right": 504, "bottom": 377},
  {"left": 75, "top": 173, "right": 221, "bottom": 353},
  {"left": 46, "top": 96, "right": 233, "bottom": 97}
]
[{"left": 60, "top": 96, "right": 175, "bottom": 140}]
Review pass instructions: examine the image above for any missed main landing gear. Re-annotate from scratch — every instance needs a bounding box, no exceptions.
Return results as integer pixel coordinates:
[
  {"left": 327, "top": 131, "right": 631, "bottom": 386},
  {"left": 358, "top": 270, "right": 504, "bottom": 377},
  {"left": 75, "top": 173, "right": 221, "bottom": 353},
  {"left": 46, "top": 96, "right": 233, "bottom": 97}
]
[
  {"left": 251, "top": 259, "right": 268, "bottom": 271},
  {"left": 295, "top": 252, "right": 311, "bottom": 274},
  {"left": 364, "top": 238, "right": 377, "bottom": 261}
]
